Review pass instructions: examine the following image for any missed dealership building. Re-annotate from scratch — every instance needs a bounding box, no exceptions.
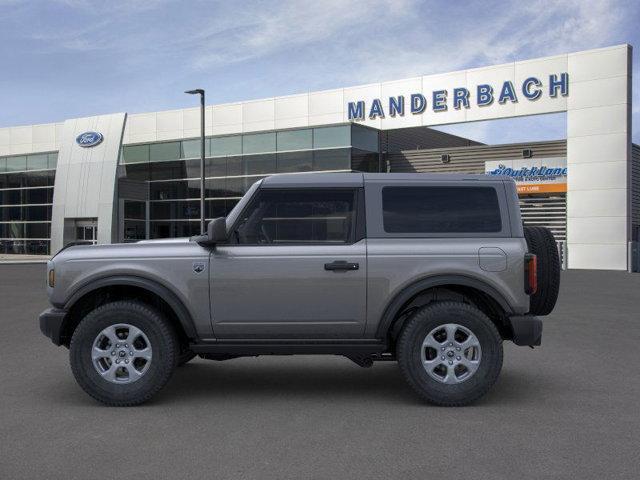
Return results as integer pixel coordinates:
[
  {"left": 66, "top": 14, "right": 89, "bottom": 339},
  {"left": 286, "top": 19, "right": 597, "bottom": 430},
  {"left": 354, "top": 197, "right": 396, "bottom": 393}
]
[{"left": 0, "top": 44, "right": 637, "bottom": 271}]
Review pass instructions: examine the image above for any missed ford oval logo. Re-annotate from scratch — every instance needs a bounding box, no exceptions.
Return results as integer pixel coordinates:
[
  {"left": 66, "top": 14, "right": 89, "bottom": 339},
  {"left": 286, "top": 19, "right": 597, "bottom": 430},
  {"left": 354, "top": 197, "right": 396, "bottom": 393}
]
[{"left": 76, "top": 131, "right": 103, "bottom": 148}]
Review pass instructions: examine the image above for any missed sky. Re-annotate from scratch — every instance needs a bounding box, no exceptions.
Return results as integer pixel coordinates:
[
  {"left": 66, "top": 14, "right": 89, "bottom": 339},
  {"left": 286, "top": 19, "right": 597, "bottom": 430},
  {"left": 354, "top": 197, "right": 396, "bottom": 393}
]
[{"left": 0, "top": 0, "right": 638, "bottom": 144}]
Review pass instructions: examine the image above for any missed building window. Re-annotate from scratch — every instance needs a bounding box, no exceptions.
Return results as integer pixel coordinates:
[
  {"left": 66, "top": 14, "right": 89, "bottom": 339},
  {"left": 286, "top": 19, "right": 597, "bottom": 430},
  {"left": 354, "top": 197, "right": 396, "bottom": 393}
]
[
  {"left": 150, "top": 142, "right": 181, "bottom": 162},
  {"left": 277, "top": 129, "right": 313, "bottom": 151},
  {"left": 0, "top": 152, "right": 57, "bottom": 255},
  {"left": 277, "top": 151, "right": 313, "bottom": 173},
  {"left": 313, "top": 148, "right": 350, "bottom": 171},
  {"left": 211, "top": 136, "right": 242, "bottom": 157},
  {"left": 122, "top": 144, "right": 150, "bottom": 164},
  {"left": 243, "top": 133, "right": 276, "bottom": 154},
  {"left": 313, "top": 126, "right": 350, "bottom": 149},
  {"left": 351, "top": 125, "right": 379, "bottom": 152}
]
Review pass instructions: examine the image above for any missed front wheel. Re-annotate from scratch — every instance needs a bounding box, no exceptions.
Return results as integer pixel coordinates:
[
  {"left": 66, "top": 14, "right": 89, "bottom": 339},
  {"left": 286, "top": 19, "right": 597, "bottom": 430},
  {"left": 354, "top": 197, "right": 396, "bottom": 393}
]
[
  {"left": 69, "top": 301, "right": 178, "bottom": 406},
  {"left": 397, "top": 302, "right": 503, "bottom": 406}
]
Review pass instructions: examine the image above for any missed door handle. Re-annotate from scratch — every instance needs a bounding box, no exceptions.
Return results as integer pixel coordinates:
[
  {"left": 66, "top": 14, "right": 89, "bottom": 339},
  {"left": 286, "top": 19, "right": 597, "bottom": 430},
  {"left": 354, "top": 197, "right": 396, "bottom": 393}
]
[{"left": 324, "top": 260, "right": 359, "bottom": 271}]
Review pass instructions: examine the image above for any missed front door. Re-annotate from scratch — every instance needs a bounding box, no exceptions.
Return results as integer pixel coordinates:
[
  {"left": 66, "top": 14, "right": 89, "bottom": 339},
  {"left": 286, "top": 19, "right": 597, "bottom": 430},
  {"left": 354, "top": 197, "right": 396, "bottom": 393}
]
[{"left": 210, "top": 187, "right": 366, "bottom": 338}]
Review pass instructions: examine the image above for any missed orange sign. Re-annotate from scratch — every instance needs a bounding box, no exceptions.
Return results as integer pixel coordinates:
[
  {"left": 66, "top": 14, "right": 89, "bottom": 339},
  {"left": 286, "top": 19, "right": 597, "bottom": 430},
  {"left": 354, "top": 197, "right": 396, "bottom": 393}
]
[{"left": 517, "top": 183, "right": 567, "bottom": 194}]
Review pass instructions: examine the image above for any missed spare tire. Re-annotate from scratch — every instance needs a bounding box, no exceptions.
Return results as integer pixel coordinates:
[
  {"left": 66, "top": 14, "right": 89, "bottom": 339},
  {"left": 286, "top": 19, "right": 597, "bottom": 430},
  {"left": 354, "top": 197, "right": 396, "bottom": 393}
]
[{"left": 523, "top": 226, "right": 560, "bottom": 316}]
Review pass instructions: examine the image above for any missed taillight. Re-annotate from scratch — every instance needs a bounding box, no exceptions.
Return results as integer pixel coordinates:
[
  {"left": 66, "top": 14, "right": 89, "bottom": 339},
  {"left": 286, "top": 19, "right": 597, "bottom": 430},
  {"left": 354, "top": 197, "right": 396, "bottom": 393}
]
[{"left": 524, "top": 253, "right": 537, "bottom": 295}]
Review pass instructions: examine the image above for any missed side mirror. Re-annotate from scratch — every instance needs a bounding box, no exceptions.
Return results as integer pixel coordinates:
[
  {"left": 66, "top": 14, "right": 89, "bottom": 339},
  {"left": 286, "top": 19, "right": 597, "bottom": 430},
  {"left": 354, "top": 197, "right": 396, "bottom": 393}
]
[
  {"left": 208, "top": 217, "right": 227, "bottom": 243},
  {"left": 194, "top": 217, "right": 227, "bottom": 246}
]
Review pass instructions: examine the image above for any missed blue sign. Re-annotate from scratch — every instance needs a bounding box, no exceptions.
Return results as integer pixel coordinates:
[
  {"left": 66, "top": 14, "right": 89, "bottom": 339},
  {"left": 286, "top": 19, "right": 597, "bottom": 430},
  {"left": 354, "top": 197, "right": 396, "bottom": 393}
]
[
  {"left": 76, "top": 131, "right": 103, "bottom": 148},
  {"left": 348, "top": 73, "right": 569, "bottom": 121},
  {"left": 487, "top": 164, "right": 568, "bottom": 181}
]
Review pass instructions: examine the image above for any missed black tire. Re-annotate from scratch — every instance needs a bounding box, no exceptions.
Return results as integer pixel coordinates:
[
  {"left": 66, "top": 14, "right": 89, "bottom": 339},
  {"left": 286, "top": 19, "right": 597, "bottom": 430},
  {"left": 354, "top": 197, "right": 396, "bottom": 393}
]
[
  {"left": 176, "top": 349, "right": 197, "bottom": 367},
  {"left": 397, "top": 302, "right": 503, "bottom": 406},
  {"left": 70, "top": 301, "right": 178, "bottom": 406},
  {"left": 524, "top": 226, "right": 560, "bottom": 316}
]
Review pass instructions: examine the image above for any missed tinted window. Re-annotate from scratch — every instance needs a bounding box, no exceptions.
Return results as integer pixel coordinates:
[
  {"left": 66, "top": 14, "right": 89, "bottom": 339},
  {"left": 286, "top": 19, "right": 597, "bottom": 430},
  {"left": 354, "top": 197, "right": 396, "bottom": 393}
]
[
  {"left": 233, "top": 189, "right": 355, "bottom": 244},
  {"left": 382, "top": 186, "right": 502, "bottom": 234},
  {"left": 313, "top": 126, "right": 350, "bottom": 149},
  {"left": 150, "top": 142, "right": 181, "bottom": 162},
  {"left": 277, "top": 129, "right": 312, "bottom": 151}
]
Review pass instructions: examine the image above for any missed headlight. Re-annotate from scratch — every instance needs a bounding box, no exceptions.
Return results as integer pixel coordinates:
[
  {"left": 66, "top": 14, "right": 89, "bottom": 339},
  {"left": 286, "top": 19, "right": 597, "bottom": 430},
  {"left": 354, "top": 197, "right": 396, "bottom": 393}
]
[{"left": 48, "top": 269, "right": 55, "bottom": 288}]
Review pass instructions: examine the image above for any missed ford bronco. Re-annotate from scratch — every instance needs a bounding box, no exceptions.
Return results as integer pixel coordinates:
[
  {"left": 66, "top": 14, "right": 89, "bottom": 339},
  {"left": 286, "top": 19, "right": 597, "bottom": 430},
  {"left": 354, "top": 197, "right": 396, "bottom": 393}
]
[{"left": 39, "top": 173, "right": 560, "bottom": 406}]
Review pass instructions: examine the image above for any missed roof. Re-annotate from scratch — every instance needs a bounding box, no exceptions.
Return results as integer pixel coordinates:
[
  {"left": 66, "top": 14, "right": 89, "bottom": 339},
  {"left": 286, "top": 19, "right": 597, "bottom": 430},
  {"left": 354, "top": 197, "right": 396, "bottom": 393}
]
[{"left": 261, "top": 171, "right": 508, "bottom": 188}]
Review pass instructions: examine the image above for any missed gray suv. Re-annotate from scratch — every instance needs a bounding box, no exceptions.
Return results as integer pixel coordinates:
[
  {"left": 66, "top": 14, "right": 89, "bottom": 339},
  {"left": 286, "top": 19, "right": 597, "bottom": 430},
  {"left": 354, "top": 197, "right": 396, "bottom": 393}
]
[{"left": 39, "top": 173, "right": 560, "bottom": 406}]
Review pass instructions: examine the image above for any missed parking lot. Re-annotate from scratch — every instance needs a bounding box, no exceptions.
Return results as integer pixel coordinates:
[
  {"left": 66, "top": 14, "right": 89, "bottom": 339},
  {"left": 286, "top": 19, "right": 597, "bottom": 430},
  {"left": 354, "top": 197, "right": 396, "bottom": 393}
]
[{"left": 1, "top": 264, "right": 639, "bottom": 479}]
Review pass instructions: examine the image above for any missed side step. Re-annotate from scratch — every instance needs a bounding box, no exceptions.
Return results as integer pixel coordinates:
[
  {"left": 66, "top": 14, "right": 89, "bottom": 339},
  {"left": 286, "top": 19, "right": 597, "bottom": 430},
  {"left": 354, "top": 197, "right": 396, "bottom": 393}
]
[{"left": 190, "top": 339, "right": 387, "bottom": 356}]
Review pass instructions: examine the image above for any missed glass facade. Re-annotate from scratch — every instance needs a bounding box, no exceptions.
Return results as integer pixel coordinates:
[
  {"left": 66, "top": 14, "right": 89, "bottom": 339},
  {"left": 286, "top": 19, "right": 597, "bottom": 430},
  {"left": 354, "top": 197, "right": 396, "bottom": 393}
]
[
  {"left": 118, "top": 124, "right": 379, "bottom": 241},
  {"left": 0, "top": 152, "right": 57, "bottom": 254}
]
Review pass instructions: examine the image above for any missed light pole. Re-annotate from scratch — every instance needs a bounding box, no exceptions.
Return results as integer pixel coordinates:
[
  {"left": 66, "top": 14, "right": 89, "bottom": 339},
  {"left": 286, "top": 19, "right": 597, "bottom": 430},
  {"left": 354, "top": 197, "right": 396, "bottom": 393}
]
[{"left": 185, "top": 88, "right": 206, "bottom": 234}]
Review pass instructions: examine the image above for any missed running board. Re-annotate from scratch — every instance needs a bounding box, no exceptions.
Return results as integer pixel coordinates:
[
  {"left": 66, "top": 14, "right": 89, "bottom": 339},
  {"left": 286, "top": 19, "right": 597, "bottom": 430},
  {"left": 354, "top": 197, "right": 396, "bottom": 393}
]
[{"left": 189, "top": 339, "right": 387, "bottom": 356}]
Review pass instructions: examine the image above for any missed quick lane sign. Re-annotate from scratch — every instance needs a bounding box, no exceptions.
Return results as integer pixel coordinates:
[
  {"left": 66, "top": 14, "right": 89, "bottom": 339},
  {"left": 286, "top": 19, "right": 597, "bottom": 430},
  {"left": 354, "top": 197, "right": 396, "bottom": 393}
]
[
  {"left": 485, "top": 157, "right": 567, "bottom": 194},
  {"left": 347, "top": 73, "right": 569, "bottom": 121}
]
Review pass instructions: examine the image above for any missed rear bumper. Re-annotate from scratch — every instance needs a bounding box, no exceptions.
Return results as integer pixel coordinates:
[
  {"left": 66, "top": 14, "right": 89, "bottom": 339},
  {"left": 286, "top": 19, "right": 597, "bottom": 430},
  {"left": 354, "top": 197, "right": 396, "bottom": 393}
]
[
  {"left": 508, "top": 314, "right": 542, "bottom": 346},
  {"left": 39, "top": 308, "right": 68, "bottom": 346}
]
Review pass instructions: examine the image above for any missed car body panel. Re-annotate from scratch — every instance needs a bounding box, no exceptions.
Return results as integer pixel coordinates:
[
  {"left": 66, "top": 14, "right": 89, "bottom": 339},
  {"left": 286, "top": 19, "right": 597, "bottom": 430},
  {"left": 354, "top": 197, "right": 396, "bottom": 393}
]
[
  {"left": 44, "top": 172, "right": 531, "bottom": 346},
  {"left": 48, "top": 239, "right": 213, "bottom": 336},
  {"left": 210, "top": 240, "right": 367, "bottom": 338}
]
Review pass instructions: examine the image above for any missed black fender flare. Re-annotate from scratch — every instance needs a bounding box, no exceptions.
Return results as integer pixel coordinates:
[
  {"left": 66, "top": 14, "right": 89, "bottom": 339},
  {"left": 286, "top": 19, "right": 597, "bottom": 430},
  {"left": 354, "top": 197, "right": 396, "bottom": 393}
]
[
  {"left": 63, "top": 275, "right": 198, "bottom": 339},
  {"left": 375, "top": 274, "right": 515, "bottom": 339}
]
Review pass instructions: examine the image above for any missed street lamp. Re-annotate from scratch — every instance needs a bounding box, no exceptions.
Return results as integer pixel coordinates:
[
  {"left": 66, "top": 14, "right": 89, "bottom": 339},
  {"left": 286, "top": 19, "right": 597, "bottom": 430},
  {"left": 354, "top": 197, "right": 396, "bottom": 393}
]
[{"left": 185, "top": 88, "right": 206, "bottom": 234}]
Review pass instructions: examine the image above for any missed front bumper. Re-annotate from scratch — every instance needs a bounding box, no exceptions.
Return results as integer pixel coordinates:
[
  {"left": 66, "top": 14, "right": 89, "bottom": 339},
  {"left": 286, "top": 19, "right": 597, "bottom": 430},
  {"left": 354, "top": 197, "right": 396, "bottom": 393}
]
[
  {"left": 508, "top": 314, "right": 542, "bottom": 346},
  {"left": 39, "top": 308, "right": 68, "bottom": 346}
]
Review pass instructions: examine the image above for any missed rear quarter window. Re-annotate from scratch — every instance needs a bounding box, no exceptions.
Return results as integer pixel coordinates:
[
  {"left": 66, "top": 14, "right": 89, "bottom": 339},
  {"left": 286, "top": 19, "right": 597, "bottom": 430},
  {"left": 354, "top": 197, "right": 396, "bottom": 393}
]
[{"left": 382, "top": 186, "right": 502, "bottom": 233}]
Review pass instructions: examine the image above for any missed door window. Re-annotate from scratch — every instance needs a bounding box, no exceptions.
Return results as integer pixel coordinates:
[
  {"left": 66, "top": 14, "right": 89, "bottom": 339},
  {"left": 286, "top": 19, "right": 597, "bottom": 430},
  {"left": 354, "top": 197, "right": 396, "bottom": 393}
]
[{"left": 232, "top": 189, "right": 356, "bottom": 245}]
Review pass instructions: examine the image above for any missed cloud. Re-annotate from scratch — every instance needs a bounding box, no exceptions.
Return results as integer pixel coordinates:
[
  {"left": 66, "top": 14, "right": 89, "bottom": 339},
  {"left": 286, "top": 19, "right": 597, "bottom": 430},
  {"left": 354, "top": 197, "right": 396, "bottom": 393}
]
[{"left": 1, "top": 0, "right": 638, "bottom": 142}]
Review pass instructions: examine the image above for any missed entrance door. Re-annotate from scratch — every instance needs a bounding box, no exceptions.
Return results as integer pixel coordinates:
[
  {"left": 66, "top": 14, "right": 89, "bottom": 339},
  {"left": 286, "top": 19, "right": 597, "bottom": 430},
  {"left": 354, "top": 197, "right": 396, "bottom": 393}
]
[
  {"left": 75, "top": 220, "right": 98, "bottom": 245},
  {"left": 210, "top": 187, "right": 367, "bottom": 338}
]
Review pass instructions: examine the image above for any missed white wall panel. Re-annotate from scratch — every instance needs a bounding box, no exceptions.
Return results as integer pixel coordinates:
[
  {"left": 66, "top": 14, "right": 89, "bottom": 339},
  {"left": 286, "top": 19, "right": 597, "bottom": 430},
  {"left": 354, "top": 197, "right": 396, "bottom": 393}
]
[
  {"left": 568, "top": 189, "right": 627, "bottom": 218},
  {"left": 567, "top": 76, "right": 629, "bottom": 110},
  {"left": 567, "top": 161, "right": 627, "bottom": 190},
  {"left": 567, "top": 133, "right": 628, "bottom": 164},
  {"left": 127, "top": 113, "right": 156, "bottom": 137},
  {"left": 212, "top": 103, "right": 242, "bottom": 135},
  {"left": 567, "top": 104, "right": 628, "bottom": 137},
  {"left": 309, "top": 89, "right": 343, "bottom": 117},
  {"left": 32, "top": 124, "right": 56, "bottom": 144},
  {"left": 156, "top": 110, "right": 183, "bottom": 133},
  {"left": 275, "top": 95, "right": 309, "bottom": 129},
  {"left": 568, "top": 46, "right": 629, "bottom": 82},
  {"left": 567, "top": 216, "right": 627, "bottom": 244},
  {"left": 10, "top": 126, "right": 32, "bottom": 145},
  {"left": 0, "top": 128, "right": 10, "bottom": 146},
  {"left": 242, "top": 99, "right": 275, "bottom": 132}
]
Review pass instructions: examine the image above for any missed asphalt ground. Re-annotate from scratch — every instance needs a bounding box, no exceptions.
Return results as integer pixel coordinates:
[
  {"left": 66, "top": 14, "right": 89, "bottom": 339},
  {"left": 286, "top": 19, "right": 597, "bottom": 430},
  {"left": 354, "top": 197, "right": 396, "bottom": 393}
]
[{"left": 1, "top": 264, "right": 639, "bottom": 479}]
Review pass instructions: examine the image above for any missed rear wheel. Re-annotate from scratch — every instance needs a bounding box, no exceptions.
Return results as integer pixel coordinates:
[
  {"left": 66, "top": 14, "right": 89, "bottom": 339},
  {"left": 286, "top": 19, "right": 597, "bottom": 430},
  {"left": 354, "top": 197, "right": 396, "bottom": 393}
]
[
  {"left": 397, "top": 302, "right": 503, "bottom": 406},
  {"left": 524, "top": 226, "right": 560, "bottom": 316},
  {"left": 70, "top": 301, "right": 178, "bottom": 406}
]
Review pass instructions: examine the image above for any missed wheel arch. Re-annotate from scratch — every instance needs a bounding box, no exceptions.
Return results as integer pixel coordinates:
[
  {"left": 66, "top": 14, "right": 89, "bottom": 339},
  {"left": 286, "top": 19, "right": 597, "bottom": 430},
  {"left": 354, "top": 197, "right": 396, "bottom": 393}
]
[
  {"left": 59, "top": 275, "right": 197, "bottom": 347},
  {"left": 375, "top": 274, "right": 515, "bottom": 342}
]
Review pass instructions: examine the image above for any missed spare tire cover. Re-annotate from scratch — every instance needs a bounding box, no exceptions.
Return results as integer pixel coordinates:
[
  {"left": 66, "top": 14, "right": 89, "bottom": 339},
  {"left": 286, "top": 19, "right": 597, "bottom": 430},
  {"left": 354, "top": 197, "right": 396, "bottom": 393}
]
[{"left": 523, "top": 226, "right": 560, "bottom": 316}]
